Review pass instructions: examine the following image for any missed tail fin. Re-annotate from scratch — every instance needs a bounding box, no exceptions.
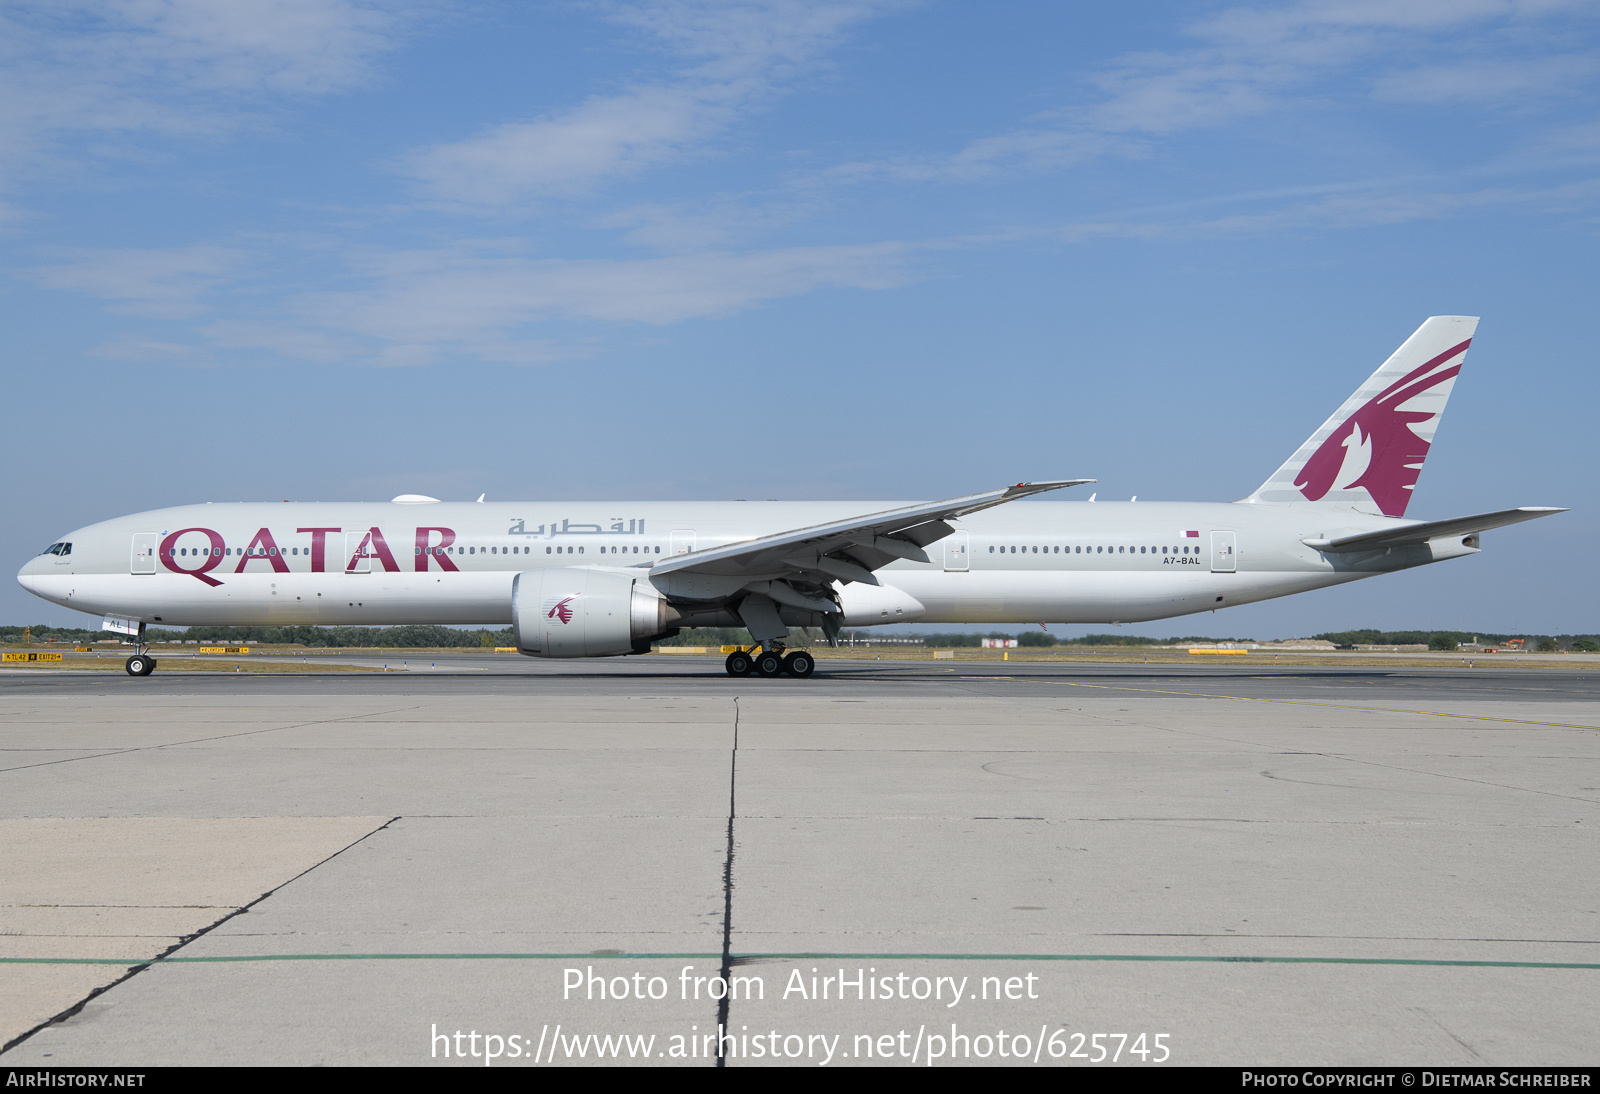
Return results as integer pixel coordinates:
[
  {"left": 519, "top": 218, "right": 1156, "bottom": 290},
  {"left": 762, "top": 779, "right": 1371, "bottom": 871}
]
[{"left": 1245, "top": 316, "right": 1477, "bottom": 517}]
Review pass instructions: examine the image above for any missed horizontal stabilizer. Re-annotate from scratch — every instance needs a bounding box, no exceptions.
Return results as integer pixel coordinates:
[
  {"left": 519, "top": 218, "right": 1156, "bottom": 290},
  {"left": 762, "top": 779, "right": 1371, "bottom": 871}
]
[{"left": 1303, "top": 507, "right": 1568, "bottom": 552}]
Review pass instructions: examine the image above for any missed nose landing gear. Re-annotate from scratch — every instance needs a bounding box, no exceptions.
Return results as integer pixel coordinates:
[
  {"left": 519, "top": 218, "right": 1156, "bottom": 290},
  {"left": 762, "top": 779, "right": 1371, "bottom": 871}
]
[{"left": 122, "top": 622, "right": 156, "bottom": 676}]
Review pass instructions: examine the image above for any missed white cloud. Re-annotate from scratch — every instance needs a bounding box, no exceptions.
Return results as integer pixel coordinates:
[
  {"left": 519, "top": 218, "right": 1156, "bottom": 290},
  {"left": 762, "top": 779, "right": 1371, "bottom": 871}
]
[
  {"left": 594, "top": 196, "right": 825, "bottom": 251},
  {"left": 402, "top": 1, "right": 903, "bottom": 206},
  {"left": 824, "top": 0, "right": 1600, "bottom": 184},
  {"left": 89, "top": 335, "right": 212, "bottom": 364},
  {"left": 403, "top": 87, "right": 721, "bottom": 206},
  {"left": 1371, "top": 52, "right": 1600, "bottom": 104},
  {"left": 311, "top": 240, "right": 914, "bottom": 338},
  {"left": 186, "top": 239, "right": 920, "bottom": 365},
  {"left": 1049, "top": 176, "right": 1600, "bottom": 243},
  {"left": 3, "top": 231, "right": 913, "bottom": 366},
  {"left": 27, "top": 245, "right": 245, "bottom": 318},
  {"left": 0, "top": 1, "right": 406, "bottom": 187}
]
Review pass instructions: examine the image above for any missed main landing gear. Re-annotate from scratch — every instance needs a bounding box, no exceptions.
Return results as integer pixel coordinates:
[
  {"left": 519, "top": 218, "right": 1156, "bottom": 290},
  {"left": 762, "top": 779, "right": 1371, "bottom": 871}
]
[{"left": 724, "top": 645, "right": 815, "bottom": 679}]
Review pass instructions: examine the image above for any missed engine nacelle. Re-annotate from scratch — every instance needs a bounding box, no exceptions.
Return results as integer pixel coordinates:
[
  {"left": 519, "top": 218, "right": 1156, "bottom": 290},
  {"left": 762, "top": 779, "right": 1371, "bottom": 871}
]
[
  {"left": 836, "top": 582, "right": 926, "bottom": 626},
  {"left": 512, "top": 567, "right": 679, "bottom": 657}
]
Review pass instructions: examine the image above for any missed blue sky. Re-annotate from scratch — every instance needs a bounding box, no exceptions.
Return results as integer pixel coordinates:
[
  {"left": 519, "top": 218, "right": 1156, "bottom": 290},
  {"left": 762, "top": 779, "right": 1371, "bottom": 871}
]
[{"left": 3, "top": 0, "right": 1596, "bottom": 637}]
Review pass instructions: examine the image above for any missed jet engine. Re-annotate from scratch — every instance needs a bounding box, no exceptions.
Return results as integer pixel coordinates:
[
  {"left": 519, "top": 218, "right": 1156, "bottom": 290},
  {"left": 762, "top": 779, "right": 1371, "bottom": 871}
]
[{"left": 512, "top": 567, "right": 680, "bottom": 657}]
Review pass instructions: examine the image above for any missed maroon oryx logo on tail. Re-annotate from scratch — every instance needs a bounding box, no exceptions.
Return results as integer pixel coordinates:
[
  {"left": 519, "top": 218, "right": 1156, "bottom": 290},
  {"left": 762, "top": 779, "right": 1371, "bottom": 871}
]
[
  {"left": 546, "top": 596, "right": 576, "bottom": 625},
  {"left": 1294, "top": 339, "right": 1469, "bottom": 517}
]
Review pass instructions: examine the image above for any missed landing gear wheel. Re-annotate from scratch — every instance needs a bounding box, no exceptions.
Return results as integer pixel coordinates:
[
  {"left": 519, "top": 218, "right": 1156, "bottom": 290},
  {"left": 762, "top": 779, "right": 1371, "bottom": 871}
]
[
  {"left": 725, "top": 651, "right": 753, "bottom": 676},
  {"left": 755, "top": 651, "right": 784, "bottom": 677},
  {"left": 783, "top": 651, "right": 815, "bottom": 678},
  {"left": 125, "top": 655, "right": 154, "bottom": 677}
]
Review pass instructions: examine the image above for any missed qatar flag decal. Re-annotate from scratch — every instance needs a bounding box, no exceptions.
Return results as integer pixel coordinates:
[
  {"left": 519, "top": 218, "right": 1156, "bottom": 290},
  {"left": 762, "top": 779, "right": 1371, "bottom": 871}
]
[{"left": 545, "top": 596, "right": 577, "bottom": 625}]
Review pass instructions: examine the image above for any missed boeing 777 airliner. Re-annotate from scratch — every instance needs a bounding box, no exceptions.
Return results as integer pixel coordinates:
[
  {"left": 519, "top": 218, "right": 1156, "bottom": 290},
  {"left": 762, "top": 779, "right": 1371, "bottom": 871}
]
[{"left": 17, "top": 317, "right": 1566, "bottom": 678}]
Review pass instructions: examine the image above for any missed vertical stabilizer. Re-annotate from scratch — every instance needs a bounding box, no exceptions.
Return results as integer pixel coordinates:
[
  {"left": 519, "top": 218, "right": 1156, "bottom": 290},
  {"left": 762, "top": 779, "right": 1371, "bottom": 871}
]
[{"left": 1245, "top": 316, "right": 1477, "bottom": 517}]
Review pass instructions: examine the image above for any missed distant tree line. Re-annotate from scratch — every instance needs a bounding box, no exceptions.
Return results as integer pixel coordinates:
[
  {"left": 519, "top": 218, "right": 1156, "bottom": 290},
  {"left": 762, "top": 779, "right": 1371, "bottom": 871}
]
[
  {"left": 1312, "top": 629, "right": 1600, "bottom": 652},
  {"left": 4, "top": 623, "right": 1596, "bottom": 653},
  {"left": 0, "top": 624, "right": 516, "bottom": 648},
  {"left": 655, "top": 628, "right": 754, "bottom": 646}
]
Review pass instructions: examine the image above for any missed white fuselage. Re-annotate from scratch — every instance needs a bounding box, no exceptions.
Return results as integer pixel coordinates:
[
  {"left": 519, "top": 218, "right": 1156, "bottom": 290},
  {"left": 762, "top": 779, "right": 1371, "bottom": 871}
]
[{"left": 16, "top": 499, "right": 1475, "bottom": 629}]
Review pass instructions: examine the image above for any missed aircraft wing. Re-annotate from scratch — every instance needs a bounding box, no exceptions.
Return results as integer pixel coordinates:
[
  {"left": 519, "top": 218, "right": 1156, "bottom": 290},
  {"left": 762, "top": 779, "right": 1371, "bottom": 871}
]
[
  {"left": 651, "top": 479, "right": 1094, "bottom": 587},
  {"left": 1303, "top": 506, "right": 1568, "bottom": 553}
]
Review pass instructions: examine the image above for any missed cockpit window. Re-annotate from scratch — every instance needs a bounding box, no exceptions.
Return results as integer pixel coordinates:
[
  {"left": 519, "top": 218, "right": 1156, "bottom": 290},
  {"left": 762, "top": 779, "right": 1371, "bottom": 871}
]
[
  {"left": 58, "top": 543, "right": 71, "bottom": 556},
  {"left": 40, "top": 543, "right": 62, "bottom": 556}
]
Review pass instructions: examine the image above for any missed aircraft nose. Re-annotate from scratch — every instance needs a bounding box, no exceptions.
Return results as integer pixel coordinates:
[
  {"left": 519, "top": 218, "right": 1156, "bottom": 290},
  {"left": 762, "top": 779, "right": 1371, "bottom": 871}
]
[{"left": 17, "top": 554, "right": 45, "bottom": 593}]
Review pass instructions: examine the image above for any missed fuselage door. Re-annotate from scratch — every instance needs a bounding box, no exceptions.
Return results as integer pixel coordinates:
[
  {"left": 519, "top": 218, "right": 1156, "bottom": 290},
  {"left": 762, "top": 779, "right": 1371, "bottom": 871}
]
[
  {"left": 670, "top": 530, "right": 696, "bottom": 556},
  {"left": 131, "top": 533, "right": 156, "bottom": 575},
  {"left": 944, "top": 530, "right": 970, "bottom": 572},
  {"left": 344, "top": 530, "right": 371, "bottom": 573},
  {"left": 1211, "top": 530, "right": 1237, "bottom": 573}
]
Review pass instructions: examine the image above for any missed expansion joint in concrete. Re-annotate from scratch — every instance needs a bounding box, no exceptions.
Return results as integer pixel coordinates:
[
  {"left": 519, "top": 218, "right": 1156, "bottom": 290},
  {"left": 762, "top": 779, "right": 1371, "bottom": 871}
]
[
  {"left": 715, "top": 697, "right": 739, "bottom": 1067},
  {"left": 0, "top": 816, "right": 400, "bottom": 1058}
]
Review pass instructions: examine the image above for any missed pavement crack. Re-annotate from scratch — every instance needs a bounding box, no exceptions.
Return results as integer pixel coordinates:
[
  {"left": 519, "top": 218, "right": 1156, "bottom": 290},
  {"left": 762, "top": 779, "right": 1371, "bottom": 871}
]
[
  {"left": 0, "top": 816, "right": 399, "bottom": 1058},
  {"left": 715, "top": 696, "right": 739, "bottom": 1067},
  {"left": 0, "top": 706, "right": 423, "bottom": 777},
  {"left": 1416, "top": 1006, "right": 1484, "bottom": 1062}
]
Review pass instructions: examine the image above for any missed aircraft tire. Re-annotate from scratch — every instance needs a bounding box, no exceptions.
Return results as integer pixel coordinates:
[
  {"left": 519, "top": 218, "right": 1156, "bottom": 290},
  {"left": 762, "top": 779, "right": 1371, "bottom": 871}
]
[
  {"left": 725, "top": 651, "right": 753, "bottom": 676},
  {"left": 126, "top": 655, "right": 154, "bottom": 677},
  {"left": 783, "top": 651, "right": 815, "bottom": 678},
  {"left": 755, "top": 651, "right": 783, "bottom": 677}
]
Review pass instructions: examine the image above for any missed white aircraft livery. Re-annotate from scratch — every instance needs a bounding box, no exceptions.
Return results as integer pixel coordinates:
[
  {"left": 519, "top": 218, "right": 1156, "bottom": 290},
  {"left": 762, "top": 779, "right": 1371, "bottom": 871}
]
[{"left": 18, "top": 317, "right": 1566, "bottom": 678}]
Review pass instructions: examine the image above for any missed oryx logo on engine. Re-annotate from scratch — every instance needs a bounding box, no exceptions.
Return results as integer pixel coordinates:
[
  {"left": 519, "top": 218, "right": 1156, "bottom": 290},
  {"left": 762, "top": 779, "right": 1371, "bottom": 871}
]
[{"left": 545, "top": 596, "right": 577, "bottom": 625}]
